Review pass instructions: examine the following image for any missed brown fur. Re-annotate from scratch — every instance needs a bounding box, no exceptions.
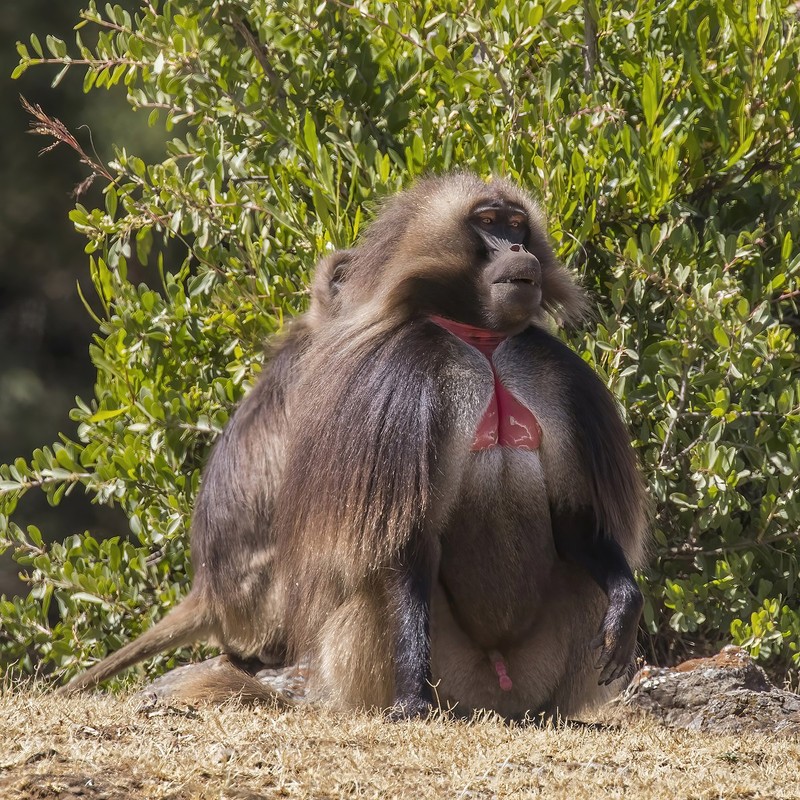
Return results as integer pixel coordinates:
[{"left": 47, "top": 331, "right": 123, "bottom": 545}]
[
  {"left": 142, "top": 655, "right": 299, "bottom": 706},
  {"left": 60, "top": 250, "right": 350, "bottom": 696},
  {"left": 63, "top": 174, "right": 647, "bottom": 720},
  {"left": 274, "top": 173, "right": 647, "bottom": 717}
]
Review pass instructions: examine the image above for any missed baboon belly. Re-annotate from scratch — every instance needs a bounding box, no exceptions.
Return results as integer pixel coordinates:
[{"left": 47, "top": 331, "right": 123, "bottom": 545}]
[{"left": 438, "top": 449, "right": 556, "bottom": 648}]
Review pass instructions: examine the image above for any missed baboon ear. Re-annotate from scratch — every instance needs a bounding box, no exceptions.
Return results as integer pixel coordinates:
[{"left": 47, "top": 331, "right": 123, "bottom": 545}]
[
  {"left": 315, "top": 249, "right": 352, "bottom": 292},
  {"left": 330, "top": 253, "right": 351, "bottom": 294},
  {"left": 308, "top": 249, "right": 353, "bottom": 321}
]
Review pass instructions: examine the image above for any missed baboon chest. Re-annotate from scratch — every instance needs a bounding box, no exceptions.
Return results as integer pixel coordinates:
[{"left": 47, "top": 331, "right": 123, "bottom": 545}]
[
  {"left": 435, "top": 330, "right": 579, "bottom": 648},
  {"left": 438, "top": 449, "right": 557, "bottom": 648}
]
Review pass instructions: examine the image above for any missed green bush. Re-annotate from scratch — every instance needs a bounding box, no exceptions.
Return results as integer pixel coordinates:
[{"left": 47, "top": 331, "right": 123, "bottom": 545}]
[{"left": 2, "top": 0, "right": 799, "bottom": 683}]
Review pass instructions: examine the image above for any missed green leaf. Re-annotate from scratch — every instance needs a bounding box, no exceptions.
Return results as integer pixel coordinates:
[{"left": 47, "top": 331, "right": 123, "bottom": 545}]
[
  {"left": 782, "top": 232, "right": 793, "bottom": 264},
  {"left": 303, "top": 110, "right": 319, "bottom": 157},
  {"left": 88, "top": 407, "right": 129, "bottom": 422},
  {"left": 105, "top": 186, "right": 118, "bottom": 218},
  {"left": 45, "top": 35, "right": 67, "bottom": 58},
  {"left": 713, "top": 326, "right": 730, "bottom": 349},
  {"left": 642, "top": 72, "right": 657, "bottom": 128},
  {"left": 71, "top": 592, "right": 109, "bottom": 606}
]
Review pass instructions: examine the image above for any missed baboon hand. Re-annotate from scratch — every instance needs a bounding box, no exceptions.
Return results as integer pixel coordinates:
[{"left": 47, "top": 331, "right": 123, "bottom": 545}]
[
  {"left": 591, "top": 588, "right": 643, "bottom": 686},
  {"left": 386, "top": 695, "right": 433, "bottom": 721}
]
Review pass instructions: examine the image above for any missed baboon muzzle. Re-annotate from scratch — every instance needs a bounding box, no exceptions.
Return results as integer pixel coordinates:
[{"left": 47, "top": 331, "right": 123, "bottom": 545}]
[{"left": 486, "top": 242, "right": 542, "bottom": 288}]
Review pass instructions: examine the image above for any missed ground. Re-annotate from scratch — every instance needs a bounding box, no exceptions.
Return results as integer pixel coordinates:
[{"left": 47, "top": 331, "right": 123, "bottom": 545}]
[{"left": 1, "top": 688, "right": 798, "bottom": 799}]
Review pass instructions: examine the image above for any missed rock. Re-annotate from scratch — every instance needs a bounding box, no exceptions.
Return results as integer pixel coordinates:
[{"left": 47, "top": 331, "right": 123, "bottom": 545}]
[{"left": 623, "top": 645, "right": 800, "bottom": 736}]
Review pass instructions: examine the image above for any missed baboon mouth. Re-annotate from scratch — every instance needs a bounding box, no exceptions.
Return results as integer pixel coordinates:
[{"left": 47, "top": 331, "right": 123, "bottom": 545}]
[{"left": 494, "top": 277, "right": 538, "bottom": 286}]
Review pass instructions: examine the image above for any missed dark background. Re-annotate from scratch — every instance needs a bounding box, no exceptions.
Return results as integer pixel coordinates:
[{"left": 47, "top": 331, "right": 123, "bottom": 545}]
[{"left": 0, "top": 2, "right": 162, "bottom": 596}]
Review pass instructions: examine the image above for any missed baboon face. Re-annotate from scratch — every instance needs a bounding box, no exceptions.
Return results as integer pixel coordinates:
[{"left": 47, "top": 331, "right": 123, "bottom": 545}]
[
  {"left": 411, "top": 182, "right": 550, "bottom": 335},
  {"left": 467, "top": 197, "right": 543, "bottom": 334}
]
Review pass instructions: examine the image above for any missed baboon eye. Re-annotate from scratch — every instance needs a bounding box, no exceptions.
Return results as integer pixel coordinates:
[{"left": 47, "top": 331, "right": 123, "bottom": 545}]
[
  {"left": 481, "top": 217, "right": 493, "bottom": 225},
  {"left": 509, "top": 220, "right": 520, "bottom": 228}
]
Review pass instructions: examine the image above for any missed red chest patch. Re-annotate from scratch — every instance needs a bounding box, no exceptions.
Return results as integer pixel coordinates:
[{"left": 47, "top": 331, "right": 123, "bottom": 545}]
[{"left": 430, "top": 316, "right": 542, "bottom": 451}]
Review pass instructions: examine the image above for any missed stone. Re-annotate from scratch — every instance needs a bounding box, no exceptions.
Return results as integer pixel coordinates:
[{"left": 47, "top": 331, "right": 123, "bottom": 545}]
[{"left": 623, "top": 645, "right": 800, "bottom": 736}]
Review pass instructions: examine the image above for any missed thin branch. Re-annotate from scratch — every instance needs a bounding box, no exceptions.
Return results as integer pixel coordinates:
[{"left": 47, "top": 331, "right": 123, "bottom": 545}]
[
  {"left": 19, "top": 56, "right": 142, "bottom": 69},
  {"left": 467, "top": 33, "right": 515, "bottom": 110},
  {"left": 227, "top": 13, "right": 286, "bottom": 101},
  {"left": 678, "top": 408, "right": 799, "bottom": 419},
  {"left": 328, "top": 0, "right": 437, "bottom": 59},
  {"left": 663, "top": 529, "right": 800, "bottom": 560},
  {"left": 0, "top": 472, "right": 91, "bottom": 495},
  {"left": 673, "top": 421, "right": 711, "bottom": 461},
  {"left": 772, "top": 289, "right": 800, "bottom": 302},
  {"left": 22, "top": 97, "right": 114, "bottom": 183},
  {"left": 582, "top": 0, "right": 598, "bottom": 89},
  {"left": 658, "top": 368, "right": 689, "bottom": 468}
]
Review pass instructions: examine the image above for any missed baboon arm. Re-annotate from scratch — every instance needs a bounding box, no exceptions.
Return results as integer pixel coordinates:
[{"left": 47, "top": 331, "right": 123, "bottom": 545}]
[
  {"left": 551, "top": 506, "right": 643, "bottom": 685},
  {"left": 387, "top": 539, "right": 435, "bottom": 717},
  {"left": 542, "top": 330, "right": 646, "bottom": 684},
  {"left": 518, "top": 327, "right": 647, "bottom": 564},
  {"left": 59, "top": 592, "right": 211, "bottom": 695}
]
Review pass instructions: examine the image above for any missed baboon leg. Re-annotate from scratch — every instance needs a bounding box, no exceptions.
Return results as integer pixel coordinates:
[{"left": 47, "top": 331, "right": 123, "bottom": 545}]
[
  {"left": 141, "top": 654, "right": 299, "bottom": 706},
  {"left": 430, "top": 572, "right": 614, "bottom": 720},
  {"left": 312, "top": 587, "right": 394, "bottom": 711}
]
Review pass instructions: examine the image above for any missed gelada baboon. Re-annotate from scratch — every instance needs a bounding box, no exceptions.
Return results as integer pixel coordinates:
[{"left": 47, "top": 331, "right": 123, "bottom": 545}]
[
  {"left": 64, "top": 173, "right": 647, "bottom": 722},
  {"left": 59, "top": 250, "right": 350, "bottom": 698},
  {"left": 274, "top": 172, "right": 647, "bottom": 719}
]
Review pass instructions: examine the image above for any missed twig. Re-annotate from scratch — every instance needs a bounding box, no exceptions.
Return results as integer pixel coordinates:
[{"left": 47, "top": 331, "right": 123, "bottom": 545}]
[
  {"left": 658, "top": 367, "right": 689, "bottom": 468},
  {"left": 467, "top": 33, "right": 515, "bottom": 111},
  {"left": 0, "top": 472, "right": 91, "bottom": 495},
  {"left": 328, "top": 0, "right": 437, "bottom": 59},
  {"left": 22, "top": 96, "right": 114, "bottom": 183},
  {"left": 228, "top": 13, "right": 286, "bottom": 101},
  {"left": 673, "top": 421, "right": 710, "bottom": 460},
  {"left": 583, "top": 0, "right": 598, "bottom": 88},
  {"left": 663, "top": 529, "right": 800, "bottom": 560}
]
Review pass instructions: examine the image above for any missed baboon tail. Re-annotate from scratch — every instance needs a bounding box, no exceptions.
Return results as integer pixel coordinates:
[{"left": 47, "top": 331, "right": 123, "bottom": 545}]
[{"left": 58, "top": 592, "right": 211, "bottom": 695}]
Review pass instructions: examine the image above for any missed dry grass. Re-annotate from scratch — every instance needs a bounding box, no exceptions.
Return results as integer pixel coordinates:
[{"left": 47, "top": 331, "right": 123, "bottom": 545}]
[{"left": 1, "top": 687, "right": 798, "bottom": 799}]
